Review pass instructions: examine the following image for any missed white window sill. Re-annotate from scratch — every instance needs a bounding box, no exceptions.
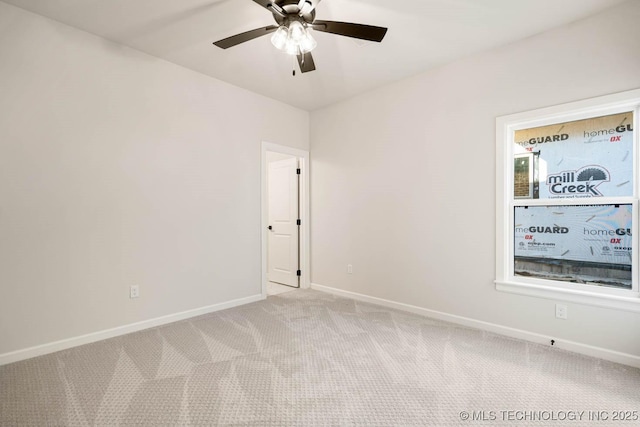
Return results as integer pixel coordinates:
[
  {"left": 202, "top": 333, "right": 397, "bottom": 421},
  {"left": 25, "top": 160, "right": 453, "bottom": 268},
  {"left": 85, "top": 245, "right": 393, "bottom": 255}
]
[{"left": 495, "top": 280, "right": 640, "bottom": 313}]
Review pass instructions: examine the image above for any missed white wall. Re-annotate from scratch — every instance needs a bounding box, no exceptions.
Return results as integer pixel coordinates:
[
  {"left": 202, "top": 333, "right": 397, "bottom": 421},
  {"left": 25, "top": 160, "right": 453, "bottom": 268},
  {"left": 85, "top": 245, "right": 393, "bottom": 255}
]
[
  {"left": 310, "top": 0, "right": 640, "bottom": 358},
  {"left": 0, "top": 2, "right": 308, "bottom": 357}
]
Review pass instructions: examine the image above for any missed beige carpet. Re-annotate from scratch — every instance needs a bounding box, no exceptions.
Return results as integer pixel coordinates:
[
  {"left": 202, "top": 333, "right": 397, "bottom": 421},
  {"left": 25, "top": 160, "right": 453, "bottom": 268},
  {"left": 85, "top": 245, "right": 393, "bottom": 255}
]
[{"left": 1, "top": 289, "right": 639, "bottom": 426}]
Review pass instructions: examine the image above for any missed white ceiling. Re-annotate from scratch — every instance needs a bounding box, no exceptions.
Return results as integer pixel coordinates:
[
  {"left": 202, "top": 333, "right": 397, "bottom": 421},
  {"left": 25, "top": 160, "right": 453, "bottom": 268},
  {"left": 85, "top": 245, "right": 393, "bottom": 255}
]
[{"left": 3, "top": 0, "right": 627, "bottom": 110}]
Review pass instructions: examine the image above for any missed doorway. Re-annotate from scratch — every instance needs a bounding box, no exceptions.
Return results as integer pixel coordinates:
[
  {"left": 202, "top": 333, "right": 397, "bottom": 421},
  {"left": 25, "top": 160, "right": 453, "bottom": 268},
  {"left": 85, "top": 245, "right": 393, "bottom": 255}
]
[{"left": 261, "top": 142, "right": 310, "bottom": 297}]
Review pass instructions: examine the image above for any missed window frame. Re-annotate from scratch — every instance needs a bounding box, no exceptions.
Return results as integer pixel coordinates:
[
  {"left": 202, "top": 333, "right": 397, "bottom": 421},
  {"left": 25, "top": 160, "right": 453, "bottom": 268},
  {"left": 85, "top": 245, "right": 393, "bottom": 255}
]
[{"left": 496, "top": 89, "right": 640, "bottom": 312}]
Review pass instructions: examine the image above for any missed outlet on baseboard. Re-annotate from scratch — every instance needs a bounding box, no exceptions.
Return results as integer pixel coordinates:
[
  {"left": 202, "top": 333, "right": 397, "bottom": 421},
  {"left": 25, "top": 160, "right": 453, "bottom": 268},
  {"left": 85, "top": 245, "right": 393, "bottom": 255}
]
[
  {"left": 347, "top": 264, "right": 353, "bottom": 274},
  {"left": 555, "top": 303, "right": 567, "bottom": 319},
  {"left": 130, "top": 285, "right": 140, "bottom": 299}
]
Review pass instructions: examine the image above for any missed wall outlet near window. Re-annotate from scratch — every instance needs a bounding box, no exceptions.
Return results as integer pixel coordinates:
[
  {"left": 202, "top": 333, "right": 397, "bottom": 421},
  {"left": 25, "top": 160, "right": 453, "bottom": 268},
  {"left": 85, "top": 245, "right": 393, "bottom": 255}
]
[
  {"left": 555, "top": 304, "right": 567, "bottom": 319},
  {"left": 347, "top": 264, "right": 353, "bottom": 274},
  {"left": 130, "top": 285, "right": 140, "bottom": 299}
]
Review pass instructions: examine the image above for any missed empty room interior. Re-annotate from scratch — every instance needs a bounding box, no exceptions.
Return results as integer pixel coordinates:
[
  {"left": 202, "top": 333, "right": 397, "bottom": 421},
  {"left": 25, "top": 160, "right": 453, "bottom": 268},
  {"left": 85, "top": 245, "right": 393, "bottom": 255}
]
[{"left": 1, "top": 0, "right": 640, "bottom": 425}]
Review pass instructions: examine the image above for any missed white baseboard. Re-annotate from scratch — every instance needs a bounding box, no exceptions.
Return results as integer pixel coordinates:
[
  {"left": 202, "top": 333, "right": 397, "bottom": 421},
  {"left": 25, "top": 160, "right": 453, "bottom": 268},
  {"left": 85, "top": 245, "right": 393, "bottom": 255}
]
[
  {"left": 0, "top": 294, "right": 265, "bottom": 366},
  {"left": 311, "top": 283, "right": 640, "bottom": 369}
]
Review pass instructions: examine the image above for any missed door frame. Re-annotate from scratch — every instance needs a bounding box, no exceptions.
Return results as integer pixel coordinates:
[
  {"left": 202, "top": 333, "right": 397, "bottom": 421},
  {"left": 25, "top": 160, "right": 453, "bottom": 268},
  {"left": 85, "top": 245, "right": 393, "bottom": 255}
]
[{"left": 261, "top": 141, "right": 310, "bottom": 296}]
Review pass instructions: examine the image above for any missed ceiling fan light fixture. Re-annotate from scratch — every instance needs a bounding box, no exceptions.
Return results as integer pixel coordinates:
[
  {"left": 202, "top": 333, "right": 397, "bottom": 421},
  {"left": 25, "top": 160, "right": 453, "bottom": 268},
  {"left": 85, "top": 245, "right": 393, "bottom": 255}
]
[
  {"left": 288, "top": 21, "right": 306, "bottom": 42},
  {"left": 271, "top": 20, "right": 317, "bottom": 56},
  {"left": 270, "top": 26, "right": 288, "bottom": 49},
  {"left": 284, "top": 37, "right": 299, "bottom": 55},
  {"left": 299, "top": 31, "right": 317, "bottom": 54}
]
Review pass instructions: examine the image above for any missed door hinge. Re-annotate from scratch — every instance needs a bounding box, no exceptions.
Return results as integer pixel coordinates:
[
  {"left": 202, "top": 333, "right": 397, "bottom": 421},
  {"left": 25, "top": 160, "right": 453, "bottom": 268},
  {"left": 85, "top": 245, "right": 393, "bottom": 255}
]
[
  {"left": 296, "top": 270, "right": 301, "bottom": 277},
  {"left": 296, "top": 219, "right": 301, "bottom": 226},
  {"left": 296, "top": 168, "right": 301, "bottom": 175}
]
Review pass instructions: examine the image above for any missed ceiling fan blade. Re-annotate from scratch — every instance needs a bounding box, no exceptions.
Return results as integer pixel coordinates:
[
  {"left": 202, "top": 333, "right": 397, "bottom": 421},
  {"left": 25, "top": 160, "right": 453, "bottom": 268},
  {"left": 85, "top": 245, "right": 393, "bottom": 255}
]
[
  {"left": 213, "top": 25, "right": 278, "bottom": 49},
  {"left": 311, "top": 20, "right": 387, "bottom": 42},
  {"left": 252, "top": 0, "right": 274, "bottom": 11},
  {"left": 253, "top": 0, "right": 285, "bottom": 17},
  {"left": 297, "top": 51, "right": 316, "bottom": 73}
]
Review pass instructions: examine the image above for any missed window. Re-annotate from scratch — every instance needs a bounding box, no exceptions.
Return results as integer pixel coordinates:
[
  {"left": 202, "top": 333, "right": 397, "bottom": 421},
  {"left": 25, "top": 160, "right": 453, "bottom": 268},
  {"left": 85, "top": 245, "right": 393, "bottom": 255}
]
[
  {"left": 496, "top": 89, "right": 640, "bottom": 312},
  {"left": 514, "top": 153, "right": 535, "bottom": 199}
]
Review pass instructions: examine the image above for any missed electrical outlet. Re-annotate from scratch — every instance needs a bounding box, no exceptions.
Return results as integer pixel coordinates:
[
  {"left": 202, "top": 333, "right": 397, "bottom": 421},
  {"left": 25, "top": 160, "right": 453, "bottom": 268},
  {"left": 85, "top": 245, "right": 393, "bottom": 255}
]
[
  {"left": 347, "top": 264, "right": 353, "bottom": 274},
  {"left": 130, "top": 285, "right": 140, "bottom": 299},
  {"left": 555, "top": 304, "right": 567, "bottom": 319}
]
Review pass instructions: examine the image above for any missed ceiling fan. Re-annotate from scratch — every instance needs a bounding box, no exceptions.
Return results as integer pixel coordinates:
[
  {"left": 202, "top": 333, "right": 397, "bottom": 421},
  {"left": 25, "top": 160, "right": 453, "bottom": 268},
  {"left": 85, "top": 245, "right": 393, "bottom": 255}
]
[{"left": 213, "top": 0, "right": 388, "bottom": 74}]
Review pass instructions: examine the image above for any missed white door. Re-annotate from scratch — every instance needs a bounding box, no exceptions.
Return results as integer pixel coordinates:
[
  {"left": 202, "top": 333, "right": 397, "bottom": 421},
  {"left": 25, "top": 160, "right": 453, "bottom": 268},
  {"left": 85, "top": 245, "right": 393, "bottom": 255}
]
[{"left": 268, "top": 157, "right": 299, "bottom": 287}]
